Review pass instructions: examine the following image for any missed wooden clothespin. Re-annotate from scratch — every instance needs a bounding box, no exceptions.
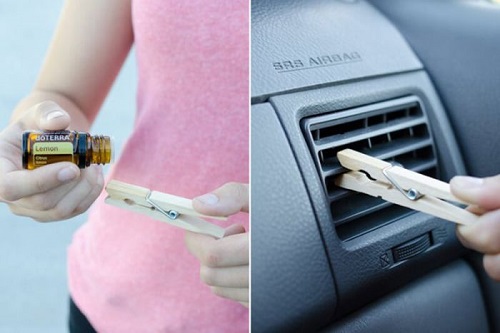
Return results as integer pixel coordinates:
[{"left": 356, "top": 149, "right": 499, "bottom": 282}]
[
  {"left": 335, "top": 149, "right": 479, "bottom": 225},
  {"left": 105, "top": 180, "right": 226, "bottom": 238}
]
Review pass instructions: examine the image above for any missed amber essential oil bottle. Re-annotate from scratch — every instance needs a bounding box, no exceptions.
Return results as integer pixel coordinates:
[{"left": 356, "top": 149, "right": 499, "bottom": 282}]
[{"left": 22, "top": 130, "right": 112, "bottom": 170}]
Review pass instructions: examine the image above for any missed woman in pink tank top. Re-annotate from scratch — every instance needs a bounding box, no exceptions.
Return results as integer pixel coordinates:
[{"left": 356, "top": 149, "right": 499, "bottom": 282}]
[{"left": 0, "top": 1, "right": 248, "bottom": 332}]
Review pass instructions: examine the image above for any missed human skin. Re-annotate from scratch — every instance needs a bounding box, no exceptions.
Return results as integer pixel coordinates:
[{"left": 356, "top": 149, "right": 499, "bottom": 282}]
[
  {"left": 0, "top": 0, "right": 248, "bottom": 306},
  {"left": 451, "top": 175, "right": 500, "bottom": 280},
  {"left": 186, "top": 183, "right": 250, "bottom": 307},
  {"left": 0, "top": 0, "right": 133, "bottom": 220}
]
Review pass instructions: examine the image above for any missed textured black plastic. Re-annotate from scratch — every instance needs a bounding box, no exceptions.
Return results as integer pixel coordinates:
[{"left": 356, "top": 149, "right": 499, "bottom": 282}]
[
  {"left": 251, "top": 103, "right": 337, "bottom": 333},
  {"left": 302, "top": 96, "right": 439, "bottom": 240},
  {"left": 466, "top": 252, "right": 500, "bottom": 333},
  {"left": 370, "top": 0, "right": 500, "bottom": 178},
  {"left": 269, "top": 71, "right": 467, "bottom": 319},
  {"left": 250, "top": 0, "right": 496, "bottom": 331},
  {"left": 251, "top": 0, "right": 422, "bottom": 102},
  {"left": 323, "top": 260, "right": 489, "bottom": 333},
  {"left": 392, "top": 233, "right": 431, "bottom": 263}
]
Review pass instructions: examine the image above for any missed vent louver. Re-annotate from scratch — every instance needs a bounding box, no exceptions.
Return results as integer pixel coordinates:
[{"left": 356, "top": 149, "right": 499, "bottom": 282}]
[{"left": 303, "top": 96, "right": 439, "bottom": 241}]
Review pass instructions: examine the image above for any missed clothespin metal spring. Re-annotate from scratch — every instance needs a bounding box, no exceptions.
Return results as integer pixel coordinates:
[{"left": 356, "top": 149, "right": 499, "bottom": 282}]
[
  {"left": 145, "top": 191, "right": 180, "bottom": 220},
  {"left": 382, "top": 165, "right": 423, "bottom": 201}
]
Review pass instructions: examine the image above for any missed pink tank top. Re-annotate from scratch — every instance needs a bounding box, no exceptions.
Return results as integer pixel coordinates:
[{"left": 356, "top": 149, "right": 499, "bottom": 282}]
[{"left": 67, "top": 1, "right": 249, "bottom": 332}]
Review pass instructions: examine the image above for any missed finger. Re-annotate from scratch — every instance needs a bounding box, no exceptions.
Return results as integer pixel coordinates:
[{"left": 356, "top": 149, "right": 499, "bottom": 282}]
[
  {"left": 0, "top": 102, "right": 71, "bottom": 155},
  {"left": 224, "top": 224, "right": 246, "bottom": 237},
  {"left": 8, "top": 166, "right": 103, "bottom": 221},
  {"left": 456, "top": 210, "right": 500, "bottom": 254},
  {"left": 45, "top": 165, "right": 103, "bottom": 221},
  {"left": 200, "top": 265, "right": 249, "bottom": 288},
  {"left": 483, "top": 254, "right": 500, "bottom": 281},
  {"left": 467, "top": 205, "right": 488, "bottom": 215},
  {"left": 193, "top": 182, "right": 249, "bottom": 216},
  {"left": 17, "top": 101, "right": 71, "bottom": 131},
  {"left": 451, "top": 175, "right": 500, "bottom": 210},
  {"left": 71, "top": 166, "right": 105, "bottom": 213},
  {"left": 13, "top": 178, "right": 80, "bottom": 210},
  {"left": 0, "top": 162, "right": 80, "bottom": 202},
  {"left": 455, "top": 226, "right": 474, "bottom": 250},
  {"left": 210, "top": 286, "right": 248, "bottom": 303},
  {"left": 185, "top": 231, "right": 249, "bottom": 268}
]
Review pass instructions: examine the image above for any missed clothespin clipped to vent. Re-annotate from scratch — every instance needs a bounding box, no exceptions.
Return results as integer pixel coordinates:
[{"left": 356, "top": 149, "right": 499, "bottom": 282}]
[
  {"left": 335, "top": 149, "right": 479, "bottom": 225},
  {"left": 105, "top": 180, "right": 226, "bottom": 238}
]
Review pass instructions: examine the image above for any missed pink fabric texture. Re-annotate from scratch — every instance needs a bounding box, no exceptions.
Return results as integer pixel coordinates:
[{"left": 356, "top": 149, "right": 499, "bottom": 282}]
[{"left": 67, "top": 1, "right": 249, "bottom": 332}]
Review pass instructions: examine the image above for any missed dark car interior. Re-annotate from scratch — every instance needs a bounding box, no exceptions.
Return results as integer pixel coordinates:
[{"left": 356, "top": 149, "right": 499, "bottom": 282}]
[{"left": 251, "top": 0, "right": 500, "bottom": 332}]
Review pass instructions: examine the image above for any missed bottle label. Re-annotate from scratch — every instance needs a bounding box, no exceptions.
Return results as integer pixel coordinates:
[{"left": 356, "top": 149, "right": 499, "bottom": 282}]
[
  {"left": 33, "top": 142, "right": 73, "bottom": 154},
  {"left": 34, "top": 133, "right": 71, "bottom": 142},
  {"left": 32, "top": 142, "right": 74, "bottom": 166}
]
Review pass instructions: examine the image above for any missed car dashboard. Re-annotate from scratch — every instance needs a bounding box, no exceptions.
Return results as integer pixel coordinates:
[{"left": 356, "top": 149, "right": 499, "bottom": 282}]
[{"left": 251, "top": 0, "right": 500, "bottom": 332}]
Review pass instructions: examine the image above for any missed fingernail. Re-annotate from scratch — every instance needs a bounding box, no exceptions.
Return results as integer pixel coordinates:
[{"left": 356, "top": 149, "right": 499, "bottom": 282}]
[
  {"left": 195, "top": 193, "right": 219, "bottom": 205},
  {"left": 46, "top": 111, "right": 65, "bottom": 121},
  {"left": 57, "top": 167, "right": 78, "bottom": 182},
  {"left": 452, "top": 176, "right": 484, "bottom": 189}
]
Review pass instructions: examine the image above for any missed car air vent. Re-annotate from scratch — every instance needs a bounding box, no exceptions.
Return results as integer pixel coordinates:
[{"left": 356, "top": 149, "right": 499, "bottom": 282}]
[{"left": 302, "top": 96, "right": 439, "bottom": 241}]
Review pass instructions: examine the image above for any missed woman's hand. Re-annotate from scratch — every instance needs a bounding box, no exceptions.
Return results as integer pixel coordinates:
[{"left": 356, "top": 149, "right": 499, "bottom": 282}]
[
  {"left": 451, "top": 175, "right": 500, "bottom": 279},
  {"left": 185, "top": 182, "right": 249, "bottom": 307},
  {"left": 0, "top": 101, "right": 104, "bottom": 222}
]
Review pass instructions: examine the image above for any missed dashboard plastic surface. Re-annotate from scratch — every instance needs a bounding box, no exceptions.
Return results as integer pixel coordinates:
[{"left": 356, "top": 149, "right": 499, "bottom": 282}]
[{"left": 251, "top": 0, "right": 496, "bottom": 331}]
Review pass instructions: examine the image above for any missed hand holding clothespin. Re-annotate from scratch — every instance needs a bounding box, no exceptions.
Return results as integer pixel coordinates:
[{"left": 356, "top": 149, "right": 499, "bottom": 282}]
[
  {"left": 335, "top": 149, "right": 479, "bottom": 225},
  {"left": 105, "top": 180, "right": 226, "bottom": 238}
]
